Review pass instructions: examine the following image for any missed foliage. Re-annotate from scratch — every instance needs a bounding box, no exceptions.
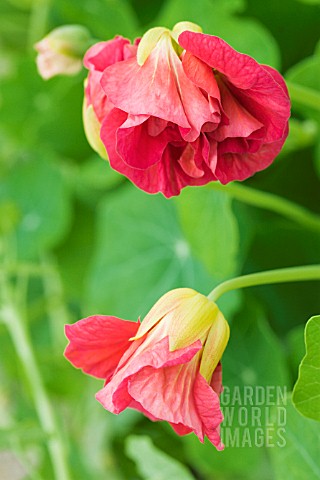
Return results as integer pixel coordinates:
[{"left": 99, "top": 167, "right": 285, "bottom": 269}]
[
  {"left": 292, "top": 315, "right": 320, "bottom": 421},
  {"left": 0, "top": 0, "right": 319, "bottom": 479}
]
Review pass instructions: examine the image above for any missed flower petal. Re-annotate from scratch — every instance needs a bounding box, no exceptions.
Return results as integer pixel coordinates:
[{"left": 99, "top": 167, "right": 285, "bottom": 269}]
[
  {"left": 178, "top": 31, "right": 290, "bottom": 143},
  {"left": 182, "top": 51, "right": 221, "bottom": 106},
  {"left": 210, "top": 362, "right": 223, "bottom": 395},
  {"left": 116, "top": 115, "right": 181, "bottom": 169},
  {"left": 84, "top": 37, "right": 131, "bottom": 72},
  {"left": 101, "top": 108, "right": 214, "bottom": 197},
  {"left": 64, "top": 315, "right": 139, "bottom": 381},
  {"left": 84, "top": 37, "right": 138, "bottom": 122},
  {"left": 101, "top": 37, "right": 190, "bottom": 128},
  {"left": 127, "top": 353, "right": 205, "bottom": 439},
  {"left": 194, "top": 373, "right": 224, "bottom": 449},
  {"left": 96, "top": 337, "right": 202, "bottom": 413},
  {"left": 212, "top": 79, "right": 264, "bottom": 142},
  {"left": 215, "top": 131, "right": 287, "bottom": 183}
]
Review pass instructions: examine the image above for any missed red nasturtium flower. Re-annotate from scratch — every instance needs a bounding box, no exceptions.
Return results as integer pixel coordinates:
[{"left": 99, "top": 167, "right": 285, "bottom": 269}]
[
  {"left": 83, "top": 21, "right": 290, "bottom": 197},
  {"left": 64, "top": 288, "right": 230, "bottom": 449}
]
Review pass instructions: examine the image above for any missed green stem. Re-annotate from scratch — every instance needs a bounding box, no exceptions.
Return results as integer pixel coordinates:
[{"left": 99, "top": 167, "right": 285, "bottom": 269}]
[
  {"left": 286, "top": 81, "right": 320, "bottom": 112},
  {"left": 1, "top": 296, "right": 71, "bottom": 480},
  {"left": 210, "top": 182, "right": 320, "bottom": 232},
  {"left": 41, "top": 255, "right": 73, "bottom": 350},
  {"left": 208, "top": 265, "right": 320, "bottom": 302}
]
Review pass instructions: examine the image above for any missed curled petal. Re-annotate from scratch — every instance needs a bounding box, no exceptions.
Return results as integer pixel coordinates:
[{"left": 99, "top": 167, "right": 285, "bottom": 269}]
[
  {"left": 117, "top": 115, "right": 181, "bottom": 169},
  {"left": 101, "top": 108, "right": 215, "bottom": 197},
  {"left": 178, "top": 31, "right": 290, "bottom": 143},
  {"left": 128, "top": 357, "right": 204, "bottom": 439},
  {"left": 96, "top": 337, "right": 202, "bottom": 413},
  {"left": 64, "top": 315, "right": 139, "bottom": 381},
  {"left": 84, "top": 37, "right": 131, "bottom": 72},
  {"left": 212, "top": 80, "right": 264, "bottom": 142},
  {"left": 215, "top": 131, "right": 288, "bottom": 183},
  {"left": 194, "top": 374, "right": 224, "bottom": 450},
  {"left": 101, "top": 39, "right": 190, "bottom": 128}
]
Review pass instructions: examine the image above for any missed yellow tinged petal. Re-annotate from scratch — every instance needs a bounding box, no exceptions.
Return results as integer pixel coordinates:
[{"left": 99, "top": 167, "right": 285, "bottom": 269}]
[
  {"left": 168, "top": 293, "right": 218, "bottom": 351},
  {"left": 137, "top": 26, "right": 170, "bottom": 66},
  {"left": 171, "top": 21, "right": 203, "bottom": 44},
  {"left": 200, "top": 310, "right": 230, "bottom": 382},
  {"left": 82, "top": 100, "right": 108, "bottom": 160},
  {"left": 130, "top": 288, "right": 196, "bottom": 341}
]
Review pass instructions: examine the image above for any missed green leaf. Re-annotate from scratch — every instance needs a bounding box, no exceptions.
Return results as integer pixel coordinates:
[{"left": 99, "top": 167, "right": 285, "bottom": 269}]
[
  {"left": 54, "top": 0, "right": 139, "bottom": 39},
  {"left": 292, "top": 315, "right": 320, "bottom": 421},
  {"left": 175, "top": 186, "right": 240, "bottom": 280},
  {"left": 75, "top": 155, "right": 124, "bottom": 203},
  {"left": 268, "top": 394, "right": 320, "bottom": 480},
  {"left": 183, "top": 300, "right": 290, "bottom": 479},
  {"left": 156, "top": 0, "right": 280, "bottom": 67},
  {"left": 0, "top": 153, "right": 71, "bottom": 259},
  {"left": 286, "top": 324, "right": 305, "bottom": 378},
  {"left": 125, "top": 435, "right": 194, "bottom": 480},
  {"left": 86, "top": 185, "right": 217, "bottom": 320}
]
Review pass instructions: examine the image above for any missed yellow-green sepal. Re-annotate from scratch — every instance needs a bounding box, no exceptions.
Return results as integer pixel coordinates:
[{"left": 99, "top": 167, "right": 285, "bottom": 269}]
[
  {"left": 137, "top": 27, "right": 170, "bottom": 66},
  {"left": 200, "top": 310, "right": 230, "bottom": 382},
  {"left": 82, "top": 98, "right": 108, "bottom": 160}
]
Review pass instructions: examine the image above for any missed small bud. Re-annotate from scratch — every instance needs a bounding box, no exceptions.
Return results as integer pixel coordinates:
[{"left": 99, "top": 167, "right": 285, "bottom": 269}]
[{"left": 35, "top": 25, "right": 92, "bottom": 80}]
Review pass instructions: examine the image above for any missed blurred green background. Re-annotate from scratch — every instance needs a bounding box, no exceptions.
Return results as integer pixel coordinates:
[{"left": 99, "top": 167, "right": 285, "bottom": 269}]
[{"left": 0, "top": 0, "right": 320, "bottom": 478}]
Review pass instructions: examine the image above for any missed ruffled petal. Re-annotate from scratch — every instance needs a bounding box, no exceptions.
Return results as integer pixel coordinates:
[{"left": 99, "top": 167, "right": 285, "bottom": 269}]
[
  {"left": 101, "top": 108, "right": 215, "bottom": 197},
  {"left": 178, "top": 32, "right": 290, "bottom": 143},
  {"left": 116, "top": 115, "right": 181, "bottom": 169},
  {"left": 212, "top": 80, "right": 264, "bottom": 142},
  {"left": 101, "top": 35, "right": 217, "bottom": 141},
  {"left": 182, "top": 51, "right": 221, "bottom": 102},
  {"left": 170, "top": 423, "right": 193, "bottom": 436},
  {"left": 64, "top": 316, "right": 139, "bottom": 381},
  {"left": 96, "top": 337, "right": 202, "bottom": 413},
  {"left": 101, "top": 38, "right": 190, "bottom": 128},
  {"left": 85, "top": 70, "right": 113, "bottom": 123},
  {"left": 194, "top": 373, "right": 224, "bottom": 450},
  {"left": 215, "top": 130, "right": 288, "bottom": 183},
  {"left": 179, "top": 143, "right": 205, "bottom": 178},
  {"left": 210, "top": 362, "right": 223, "bottom": 395},
  {"left": 84, "top": 37, "right": 138, "bottom": 122},
  {"left": 84, "top": 36, "right": 131, "bottom": 72},
  {"left": 127, "top": 353, "right": 204, "bottom": 439}
]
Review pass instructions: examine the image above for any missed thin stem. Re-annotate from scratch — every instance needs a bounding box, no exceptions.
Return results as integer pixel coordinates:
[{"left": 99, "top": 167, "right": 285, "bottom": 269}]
[
  {"left": 208, "top": 265, "right": 320, "bottom": 302},
  {"left": 209, "top": 182, "right": 320, "bottom": 232},
  {"left": 1, "top": 291, "right": 71, "bottom": 480},
  {"left": 287, "top": 81, "right": 320, "bottom": 112},
  {"left": 41, "top": 255, "right": 73, "bottom": 350}
]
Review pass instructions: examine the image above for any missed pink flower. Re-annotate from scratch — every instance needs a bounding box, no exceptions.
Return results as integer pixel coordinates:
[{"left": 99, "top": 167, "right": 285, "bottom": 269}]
[
  {"left": 83, "top": 22, "right": 290, "bottom": 197},
  {"left": 64, "top": 288, "right": 230, "bottom": 449}
]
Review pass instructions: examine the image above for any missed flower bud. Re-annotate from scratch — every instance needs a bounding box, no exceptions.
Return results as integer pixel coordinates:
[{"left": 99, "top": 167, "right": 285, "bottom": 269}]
[{"left": 35, "top": 25, "right": 92, "bottom": 80}]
